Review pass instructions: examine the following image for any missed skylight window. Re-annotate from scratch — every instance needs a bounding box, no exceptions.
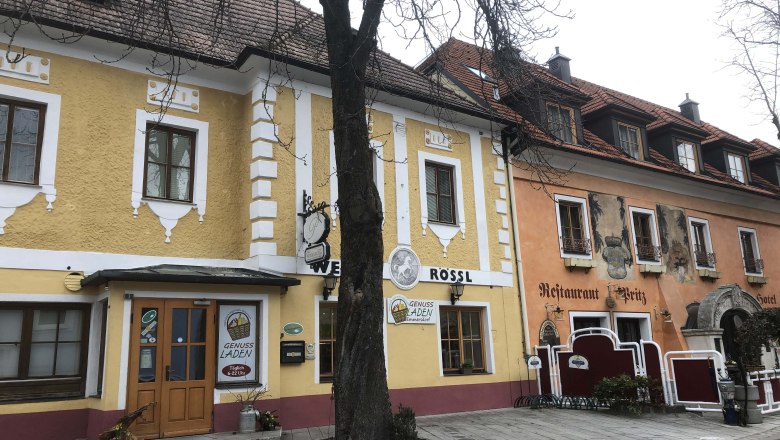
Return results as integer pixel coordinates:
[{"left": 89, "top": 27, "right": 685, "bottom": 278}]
[{"left": 465, "top": 65, "right": 496, "bottom": 83}]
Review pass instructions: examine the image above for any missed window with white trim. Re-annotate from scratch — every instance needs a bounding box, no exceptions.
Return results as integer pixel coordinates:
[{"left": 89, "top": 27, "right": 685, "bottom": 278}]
[
  {"left": 440, "top": 307, "right": 486, "bottom": 374},
  {"left": 676, "top": 139, "right": 697, "bottom": 173},
  {"left": 425, "top": 161, "right": 456, "bottom": 225},
  {"left": 318, "top": 301, "right": 338, "bottom": 383},
  {"left": 738, "top": 227, "right": 763, "bottom": 275},
  {"left": 554, "top": 194, "right": 592, "bottom": 258},
  {"left": 727, "top": 153, "right": 746, "bottom": 183},
  {"left": 629, "top": 207, "right": 661, "bottom": 264},
  {"left": 570, "top": 311, "right": 610, "bottom": 335},
  {"left": 0, "top": 98, "right": 45, "bottom": 184},
  {"left": 688, "top": 217, "right": 715, "bottom": 269}
]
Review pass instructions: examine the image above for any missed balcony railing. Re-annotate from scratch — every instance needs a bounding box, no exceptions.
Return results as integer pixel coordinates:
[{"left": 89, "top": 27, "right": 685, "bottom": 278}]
[
  {"left": 636, "top": 244, "right": 661, "bottom": 262},
  {"left": 693, "top": 248, "right": 716, "bottom": 268},
  {"left": 744, "top": 258, "right": 765, "bottom": 274},
  {"left": 561, "top": 236, "right": 592, "bottom": 255}
]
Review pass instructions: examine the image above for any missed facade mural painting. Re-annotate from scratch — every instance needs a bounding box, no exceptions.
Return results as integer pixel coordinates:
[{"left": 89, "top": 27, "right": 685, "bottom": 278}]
[
  {"left": 588, "top": 193, "right": 633, "bottom": 280},
  {"left": 657, "top": 204, "right": 695, "bottom": 283}
]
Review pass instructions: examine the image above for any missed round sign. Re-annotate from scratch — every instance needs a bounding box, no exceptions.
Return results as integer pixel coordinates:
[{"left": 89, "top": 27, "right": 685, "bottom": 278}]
[
  {"left": 283, "top": 322, "right": 304, "bottom": 335},
  {"left": 389, "top": 247, "right": 421, "bottom": 290},
  {"left": 303, "top": 211, "right": 330, "bottom": 244},
  {"left": 222, "top": 364, "right": 251, "bottom": 377},
  {"left": 141, "top": 310, "right": 157, "bottom": 324}
]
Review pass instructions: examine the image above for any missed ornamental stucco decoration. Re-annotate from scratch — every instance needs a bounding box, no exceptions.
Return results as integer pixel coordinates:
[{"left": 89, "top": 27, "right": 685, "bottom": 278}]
[{"left": 696, "top": 284, "right": 763, "bottom": 330}]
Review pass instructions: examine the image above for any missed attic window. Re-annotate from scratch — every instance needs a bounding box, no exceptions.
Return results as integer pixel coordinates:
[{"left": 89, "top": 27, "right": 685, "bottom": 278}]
[
  {"left": 465, "top": 65, "right": 496, "bottom": 83},
  {"left": 675, "top": 139, "right": 697, "bottom": 173},
  {"left": 617, "top": 122, "right": 642, "bottom": 160},
  {"left": 727, "top": 153, "right": 746, "bottom": 183}
]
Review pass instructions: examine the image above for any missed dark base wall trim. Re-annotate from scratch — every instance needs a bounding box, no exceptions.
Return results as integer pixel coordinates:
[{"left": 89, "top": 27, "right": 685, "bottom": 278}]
[
  {"left": 214, "top": 380, "right": 537, "bottom": 431},
  {"left": 0, "top": 407, "right": 123, "bottom": 440}
]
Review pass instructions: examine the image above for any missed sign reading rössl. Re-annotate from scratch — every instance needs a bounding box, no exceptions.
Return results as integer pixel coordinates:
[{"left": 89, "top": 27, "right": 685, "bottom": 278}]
[
  {"left": 387, "top": 294, "right": 436, "bottom": 325},
  {"left": 217, "top": 304, "right": 258, "bottom": 384}
]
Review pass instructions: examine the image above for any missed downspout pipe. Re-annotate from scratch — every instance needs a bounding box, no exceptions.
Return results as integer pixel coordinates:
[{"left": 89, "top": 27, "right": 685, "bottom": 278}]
[{"left": 503, "top": 143, "right": 532, "bottom": 360}]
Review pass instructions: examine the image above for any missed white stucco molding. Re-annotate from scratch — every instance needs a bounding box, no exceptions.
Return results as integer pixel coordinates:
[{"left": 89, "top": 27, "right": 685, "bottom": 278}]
[
  {"left": 131, "top": 110, "right": 209, "bottom": 243},
  {"left": 417, "top": 151, "right": 466, "bottom": 257},
  {"left": 0, "top": 84, "right": 60, "bottom": 234}
]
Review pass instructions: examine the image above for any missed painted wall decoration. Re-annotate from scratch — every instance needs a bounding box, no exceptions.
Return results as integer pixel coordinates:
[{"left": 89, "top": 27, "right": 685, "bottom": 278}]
[
  {"left": 656, "top": 204, "right": 694, "bottom": 283},
  {"left": 539, "top": 319, "right": 560, "bottom": 347},
  {"left": 389, "top": 247, "right": 421, "bottom": 290},
  {"left": 217, "top": 304, "right": 258, "bottom": 384},
  {"left": 588, "top": 193, "right": 633, "bottom": 280}
]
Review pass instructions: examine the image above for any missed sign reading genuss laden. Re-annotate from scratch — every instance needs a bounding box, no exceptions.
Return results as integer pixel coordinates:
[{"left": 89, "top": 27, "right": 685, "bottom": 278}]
[
  {"left": 387, "top": 294, "right": 436, "bottom": 325},
  {"left": 217, "top": 304, "right": 258, "bottom": 384}
]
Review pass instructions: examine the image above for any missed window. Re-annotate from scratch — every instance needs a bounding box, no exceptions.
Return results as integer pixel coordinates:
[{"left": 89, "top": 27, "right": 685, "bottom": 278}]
[
  {"left": 573, "top": 317, "right": 602, "bottom": 331},
  {"left": 440, "top": 307, "right": 485, "bottom": 374},
  {"left": 570, "top": 311, "right": 610, "bottom": 335},
  {"left": 629, "top": 207, "right": 660, "bottom": 263},
  {"left": 727, "top": 153, "right": 746, "bottom": 183},
  {"left": 546, "top": 103, "right": 576, "bottom": 144},
  {"left": 739, "top": 227, "right": 763, "bottom": 275},
  {"left": 425, "top": 161, "right": 456, "bottom": 224},
  {"left": 617, "top": 122, "right": 642, "bottom": 159},
  {"left": 689, "top": 217, "right": 715, "bottom": 268},
  {"left": 0, "top": 98, "right": 46, "bottom": 184},
  {"left": 0, "top": 304, "right": 89, "bottom": 402},
  {"left": 614, "top": 314, "right": 651, "bottom": 362},
  {"left": 319, "top": 302, "right": 338, "bottom": 382},
  {"left": 144, "top": 124, "right": 195, "bottom": 202},
  {"left": 555, "top": 195, "right": 591, "bottom": 257},
  {"left": 676, "top": 140, "right": 697, "bottom": 173},
  {"left": 464, "top": 65, "right": 495, "bottom": 83}
]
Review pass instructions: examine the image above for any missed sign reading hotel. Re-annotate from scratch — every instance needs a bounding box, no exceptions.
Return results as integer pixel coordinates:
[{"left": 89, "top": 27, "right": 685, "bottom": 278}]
[
  {"left": 217, "top": 304, "right": 258, "bottom": 384},
  {"left": 387, "top": 294, "right": 435, "bottom": 325}
]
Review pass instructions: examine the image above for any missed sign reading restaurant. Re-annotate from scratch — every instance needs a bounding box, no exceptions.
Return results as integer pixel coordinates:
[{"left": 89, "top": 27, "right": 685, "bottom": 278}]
[{"left": 538, "top": 282, "right": 648, "bottom": 305}]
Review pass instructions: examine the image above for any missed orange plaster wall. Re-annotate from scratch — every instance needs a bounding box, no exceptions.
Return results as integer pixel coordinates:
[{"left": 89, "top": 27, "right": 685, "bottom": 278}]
[{"left": 514, "top": 170, "right": 780, "bottom": 354}]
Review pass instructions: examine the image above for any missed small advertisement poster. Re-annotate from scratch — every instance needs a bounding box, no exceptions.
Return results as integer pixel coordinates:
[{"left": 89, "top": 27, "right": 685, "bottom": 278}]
[
  {"left": 387, "top": 294, "right": 436, "bottom": 325},
  {"left": 217, "top": 304, "right": 258, "bottom": 384}
]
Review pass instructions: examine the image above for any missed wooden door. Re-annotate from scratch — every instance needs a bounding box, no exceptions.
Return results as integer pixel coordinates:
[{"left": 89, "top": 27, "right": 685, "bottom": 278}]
[{"left": 128, "top": 299, "right": 215, "bottom": 438}]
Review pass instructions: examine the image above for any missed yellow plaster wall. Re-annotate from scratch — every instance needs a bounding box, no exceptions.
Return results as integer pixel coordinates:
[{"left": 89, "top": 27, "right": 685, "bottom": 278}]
[
  {"left": 406, "top": 121, "right": 479, "bottom": 268},
  {"left": 481, "top": 138, "right": 512, "bottom": 273},
  {"left": 0, "top": 47, "right": 248, "bottom": 260},
  {"left": 270, "top": 87, "right": 298, "bottom": 258}
]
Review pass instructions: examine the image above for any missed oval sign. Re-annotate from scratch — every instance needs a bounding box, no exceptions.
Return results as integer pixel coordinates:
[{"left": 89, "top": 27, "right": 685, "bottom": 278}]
[
  {"left": 141, "top": 309, "right": 157, "bottom": 324},
  {"left": 283, "top": 322, "right": 304, "bottom": 336},
  {"left": 222, "top": 364, "right": 251, "bottom": 377}
]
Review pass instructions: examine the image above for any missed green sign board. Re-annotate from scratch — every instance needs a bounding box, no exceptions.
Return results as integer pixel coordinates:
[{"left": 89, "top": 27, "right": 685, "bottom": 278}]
[{"left": 283, "top": 322, "right": 304, "bottom": 336}]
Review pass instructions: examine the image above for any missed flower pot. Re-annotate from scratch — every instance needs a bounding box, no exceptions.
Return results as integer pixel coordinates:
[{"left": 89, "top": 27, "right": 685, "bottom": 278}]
[
  {"left": 461, "top": 367, "right": 473, "bottom": 375},
  {"left": 239, "top": 405, "right": 259, "bottom": 433}
]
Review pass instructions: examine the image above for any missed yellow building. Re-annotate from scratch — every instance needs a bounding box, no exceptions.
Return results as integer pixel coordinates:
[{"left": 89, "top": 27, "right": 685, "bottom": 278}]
[{"left": 0, "top": 2, "right": 530, "bottom": 439}]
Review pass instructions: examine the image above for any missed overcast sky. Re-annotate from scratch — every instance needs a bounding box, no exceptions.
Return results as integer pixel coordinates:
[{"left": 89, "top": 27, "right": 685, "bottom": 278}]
[{"left": 300, "top": 0, "right": 779, "bottom": 147}]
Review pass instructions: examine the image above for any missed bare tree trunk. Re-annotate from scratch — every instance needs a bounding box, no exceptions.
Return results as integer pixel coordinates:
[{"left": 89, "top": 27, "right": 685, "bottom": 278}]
[{"left": 320, "top": 0, "right": 393, "bottom": 438}]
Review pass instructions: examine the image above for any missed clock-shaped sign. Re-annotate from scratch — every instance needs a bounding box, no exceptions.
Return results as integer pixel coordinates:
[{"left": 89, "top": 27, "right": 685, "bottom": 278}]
[{"left": 303, "top": 211, "right": 330, "bottom": 244}]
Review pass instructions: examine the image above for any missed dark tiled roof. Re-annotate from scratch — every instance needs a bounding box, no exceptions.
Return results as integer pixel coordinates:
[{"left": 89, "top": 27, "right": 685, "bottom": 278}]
[
  {"left": 426, "top": 38, "right": 779, "bottom": 198},
  {"left": 750, "top": 138, "right": 780, "bottom": 161},
  {"left": 0, "top": 0, "right": 491, "bottom": 120}
]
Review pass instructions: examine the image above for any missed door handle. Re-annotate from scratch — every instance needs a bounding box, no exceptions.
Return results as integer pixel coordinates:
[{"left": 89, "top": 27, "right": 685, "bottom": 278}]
[{"left": 165, "top": 365, "right": 170, "bottom": 381}]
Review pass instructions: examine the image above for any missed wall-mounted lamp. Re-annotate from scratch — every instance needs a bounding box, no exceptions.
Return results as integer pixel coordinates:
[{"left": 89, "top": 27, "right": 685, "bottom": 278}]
[
  {"left": 545, "top": 303, "right": 565, "bottom": 321},
  {"left": 322, "top": 273, "right": 339, "bottom": 301},
  {"left": 654, "top": 305, "right": 672, "bottom": 323},
  {"left": 449, "top": 282, "right": 465, "bottom": 305}
]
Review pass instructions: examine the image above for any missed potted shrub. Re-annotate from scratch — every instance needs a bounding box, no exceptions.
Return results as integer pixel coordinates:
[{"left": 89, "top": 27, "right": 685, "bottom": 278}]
[{"left": 461, "top": 360, "right": 473, "bottom": 375}]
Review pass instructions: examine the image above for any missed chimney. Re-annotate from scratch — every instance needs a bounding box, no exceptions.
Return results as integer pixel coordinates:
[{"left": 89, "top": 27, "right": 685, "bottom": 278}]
[
  {"left": 547, "top": 47, "right": 571, "bottom": 83},
  {"left": 679, "top": 93, "right": 701, "bottom": 123}
]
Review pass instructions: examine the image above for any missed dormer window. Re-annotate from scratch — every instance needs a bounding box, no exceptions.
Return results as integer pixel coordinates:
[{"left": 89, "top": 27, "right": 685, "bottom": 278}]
[
  {"left": 617, "top": 122, "right": 642, "bottom": 159},
  {"left": 546, "top": 103, "right": 575, "bottom": 144},
  {"left": 675, "top": 139, "right": 697, "bottom": 173},
  {"left": 464, "top": 65, "right": 495, "bottom": 83},
  {"left": 727, "top": 153, "right": 746, "bottom": 183}
]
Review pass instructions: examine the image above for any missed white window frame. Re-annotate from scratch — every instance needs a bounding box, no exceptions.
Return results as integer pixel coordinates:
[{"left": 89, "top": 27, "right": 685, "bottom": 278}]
[
  {"left": 612, "top": 312, "right": 652, "bottom": 342},
  {"left": 569, "top": 311, "right": 611, "bottom": 333},
  {"left": 554, "top": 194, "right": 592, "bottom": 260},
  {"left": 131, "top": 110, "right": 209, "bottom": 242},
  {"left": 418, "top": 151, "right": 466, "bottom": 256},
  {"left": 435, "top": 300, "right": 495, "bottom": 376},
  {"left": 688, "top": 217, "right": 715, "bottom": 270},
  {"left": 617, "top": 122, "right": 642, "bottom": 160},
  {"left": 676, "top": 140, "right": 697, "bottom": 173},
  {"left": 727, "top": 153, "right": 746, "bottom": 183},
  {"left": 0, "top": 84, "right": 61, "bottom": 235},
  {"left": 628, "top": 206, "right": 661, "bottom": 265},
  {"left": 737, "top": 226, "right": 763, "bottom": 276},
  {"left": 314, "top": 295, "right": 388, "bottom": 384}
]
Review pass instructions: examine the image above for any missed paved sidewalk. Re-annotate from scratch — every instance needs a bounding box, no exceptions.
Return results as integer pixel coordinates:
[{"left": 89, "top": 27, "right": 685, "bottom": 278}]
[{"left": 183, "top": 407, "right": 780, "bottom": 440}]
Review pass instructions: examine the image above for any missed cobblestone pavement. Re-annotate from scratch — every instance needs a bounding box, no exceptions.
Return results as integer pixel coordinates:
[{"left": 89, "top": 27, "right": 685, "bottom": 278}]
[{"left": 182, "top": 407, "right": 780, "bottom": 440}]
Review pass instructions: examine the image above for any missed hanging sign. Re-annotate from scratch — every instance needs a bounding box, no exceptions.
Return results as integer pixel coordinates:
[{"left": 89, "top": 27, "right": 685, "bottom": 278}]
[
  {"left": 298, "top": 190, "right": 332, "bottom": 266},
  {"left": 568, "top": 354, "right": 589, "bottom": 370},
  {"left": 387, "top": 294, "right": 435, "bottom": 325},
  {"left": 527, "top": 355, "right": 542, "bottom": 370},
  {"left": 217, "top": 304, "right": 258, "bottom": 384}
]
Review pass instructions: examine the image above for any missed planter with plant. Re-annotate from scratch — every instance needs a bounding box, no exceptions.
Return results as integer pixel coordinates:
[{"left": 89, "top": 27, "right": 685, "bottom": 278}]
[
  {"left": 592, "top": 374, "right": 665, "bottom": 416},
  {"left": 229, "top": 386, "right": 275, "bottom": 433},
  {"left": 461, "top": 360, "right": 473, "bottom": 375}
]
